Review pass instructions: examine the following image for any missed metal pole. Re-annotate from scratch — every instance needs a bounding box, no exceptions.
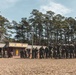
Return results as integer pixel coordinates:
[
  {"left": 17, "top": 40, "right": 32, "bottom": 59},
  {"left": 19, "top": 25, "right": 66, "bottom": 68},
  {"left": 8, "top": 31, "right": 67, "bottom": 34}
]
[
  {"left": 30, "top": 32, "right": 33, "bottom": 59},
  {"left": 32, "top": 32, "right": 33, "bottom": 49}
]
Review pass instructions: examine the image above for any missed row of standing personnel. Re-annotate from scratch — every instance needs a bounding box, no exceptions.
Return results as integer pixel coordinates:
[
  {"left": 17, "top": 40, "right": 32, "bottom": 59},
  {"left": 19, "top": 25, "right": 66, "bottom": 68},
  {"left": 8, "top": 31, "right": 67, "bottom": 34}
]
[{"left": 20, "top": 44, "right": 76, "bottom": 59}]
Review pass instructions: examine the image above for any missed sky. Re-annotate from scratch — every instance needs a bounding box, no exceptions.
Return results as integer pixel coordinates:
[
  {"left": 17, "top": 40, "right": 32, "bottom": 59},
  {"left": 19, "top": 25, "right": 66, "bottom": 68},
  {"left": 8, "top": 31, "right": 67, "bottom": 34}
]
[{"left": 0, "top": 0, "right": 76, "bottom": 22}]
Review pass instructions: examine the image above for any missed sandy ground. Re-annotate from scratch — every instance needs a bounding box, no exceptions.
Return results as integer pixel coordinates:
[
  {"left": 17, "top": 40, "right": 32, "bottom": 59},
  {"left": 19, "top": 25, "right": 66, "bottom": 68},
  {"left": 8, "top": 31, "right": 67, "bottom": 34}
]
[{"left": 0, "top": 58, "right": 76, "bottom": 75}]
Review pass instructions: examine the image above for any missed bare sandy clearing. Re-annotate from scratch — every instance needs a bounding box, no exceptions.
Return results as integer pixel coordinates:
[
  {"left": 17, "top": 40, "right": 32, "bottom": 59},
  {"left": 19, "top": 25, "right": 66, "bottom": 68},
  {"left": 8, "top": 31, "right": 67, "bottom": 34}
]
[{"left": 0, "top": 58, "right": 76, "bottom": 75}]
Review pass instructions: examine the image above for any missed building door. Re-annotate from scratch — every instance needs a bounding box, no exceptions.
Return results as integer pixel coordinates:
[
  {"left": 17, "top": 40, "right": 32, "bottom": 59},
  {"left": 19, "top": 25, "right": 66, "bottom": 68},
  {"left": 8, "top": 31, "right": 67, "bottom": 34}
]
[{"left": 16, "top": 49, "right": 19, "bottom": 56}]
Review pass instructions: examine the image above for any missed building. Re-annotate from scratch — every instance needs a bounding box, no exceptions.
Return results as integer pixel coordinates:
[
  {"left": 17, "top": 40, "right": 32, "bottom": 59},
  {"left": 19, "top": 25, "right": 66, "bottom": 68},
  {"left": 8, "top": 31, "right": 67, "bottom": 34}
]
[
  {"left": 6, "top": 42, "right": 28, "bottom": 56},
  {"left": 0, "top": 42, "right": 46, "bottom": 58},
  {"left": 0, "top": 43, "right": 6, "bottom": 57},
  {"left": 0, "top": 43, "right": 5, "bottom": 51}
]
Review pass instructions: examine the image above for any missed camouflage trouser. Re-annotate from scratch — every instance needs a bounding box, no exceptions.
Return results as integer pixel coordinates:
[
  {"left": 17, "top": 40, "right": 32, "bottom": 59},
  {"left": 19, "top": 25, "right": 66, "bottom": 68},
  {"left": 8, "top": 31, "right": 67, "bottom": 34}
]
[
  {"left": 69, "top": 52, "right": 74, "bottom": 58},
  {"left": 62, "top": 53, "right": 66, "bottom": 58},
  {"left": 56, "top": 50, "right": 60, "bottom": 58},
  {"left": 74, "top": 52, "right": 76, "bottom": 58},
  {"left": 53, "top": 51, "right": 57, "bottom": 59},
  {"left": 40, "top": 53, "right": 44, "bottom": 59},
  {"left": 66, "top": 52, "right": 69, "bottom": 58}
]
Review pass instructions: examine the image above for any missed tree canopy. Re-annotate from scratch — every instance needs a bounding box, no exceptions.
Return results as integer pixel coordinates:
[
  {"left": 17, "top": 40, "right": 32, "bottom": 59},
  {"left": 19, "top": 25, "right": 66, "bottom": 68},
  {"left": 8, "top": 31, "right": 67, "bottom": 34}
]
[{"left": 0, "top": 9, "right": 76, "bottom": 45}]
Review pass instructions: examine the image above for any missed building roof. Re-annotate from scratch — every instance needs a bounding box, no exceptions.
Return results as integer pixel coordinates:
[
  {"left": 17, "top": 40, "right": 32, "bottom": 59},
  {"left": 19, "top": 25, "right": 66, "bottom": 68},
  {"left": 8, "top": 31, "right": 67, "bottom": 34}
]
[
  {"left": 27, "top": 45, "right": 46, "bottom": 49},
  {"left": 0, "top": 43, "right": 5, "bottom": 48}
]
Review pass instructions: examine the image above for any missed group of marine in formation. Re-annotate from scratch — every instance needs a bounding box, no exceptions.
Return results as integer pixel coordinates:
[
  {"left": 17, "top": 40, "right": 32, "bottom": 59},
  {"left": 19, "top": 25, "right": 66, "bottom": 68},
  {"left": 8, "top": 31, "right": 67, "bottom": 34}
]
[{"left": 20, "top": 43, "right": 76, "bottom": 59}]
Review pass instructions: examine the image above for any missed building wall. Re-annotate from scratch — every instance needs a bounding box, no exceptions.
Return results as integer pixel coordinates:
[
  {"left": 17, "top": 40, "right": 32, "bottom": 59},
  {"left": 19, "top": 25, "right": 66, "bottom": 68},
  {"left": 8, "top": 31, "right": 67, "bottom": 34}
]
[{"left": 7, "top": 47, "right": 25, "bottom": 56}]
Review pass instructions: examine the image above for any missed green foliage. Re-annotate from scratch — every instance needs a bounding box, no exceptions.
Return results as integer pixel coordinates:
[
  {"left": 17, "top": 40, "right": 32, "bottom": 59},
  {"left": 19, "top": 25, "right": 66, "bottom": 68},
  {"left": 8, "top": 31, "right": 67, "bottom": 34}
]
[
  {"left": 12, "top": 18, "right": 30, "bottom": 43},
  {"left": 1, "top": 9, "right": 76, "bottom": 45},
  {"left": 0, "top": 15, "right": 11, "bottom": 42}
]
